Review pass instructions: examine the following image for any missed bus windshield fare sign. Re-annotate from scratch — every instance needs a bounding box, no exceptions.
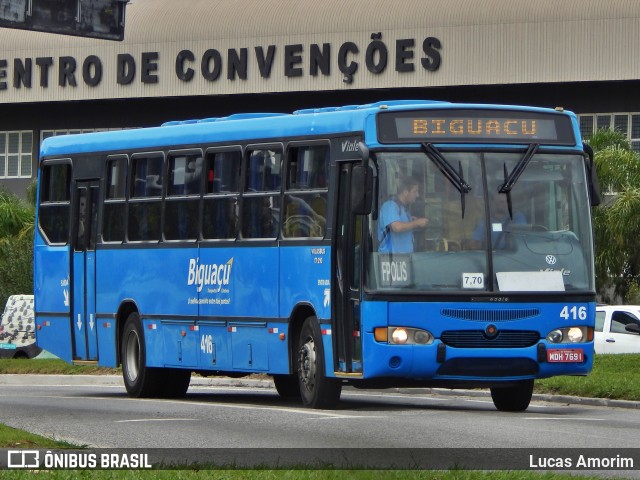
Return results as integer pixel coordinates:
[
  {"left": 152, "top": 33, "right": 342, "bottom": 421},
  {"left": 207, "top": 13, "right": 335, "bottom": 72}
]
[{"left": 377, "top": 110, "right": 575, "bottom": 145}]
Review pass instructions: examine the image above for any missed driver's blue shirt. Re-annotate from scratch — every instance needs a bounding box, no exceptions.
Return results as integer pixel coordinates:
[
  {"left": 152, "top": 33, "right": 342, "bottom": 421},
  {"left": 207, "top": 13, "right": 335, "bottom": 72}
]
[{"left": 378, "top": 198, "right": 414, "bottom": 253}]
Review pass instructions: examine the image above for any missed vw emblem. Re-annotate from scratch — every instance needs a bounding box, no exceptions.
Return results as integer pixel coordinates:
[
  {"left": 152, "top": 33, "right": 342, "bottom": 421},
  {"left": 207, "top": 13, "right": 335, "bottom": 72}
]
[
  {"left": 484, "top": 324, "right": 498, "bottom": 339},
  {"left": 545, "top": 255, "right": 557, "bottom": 265}
]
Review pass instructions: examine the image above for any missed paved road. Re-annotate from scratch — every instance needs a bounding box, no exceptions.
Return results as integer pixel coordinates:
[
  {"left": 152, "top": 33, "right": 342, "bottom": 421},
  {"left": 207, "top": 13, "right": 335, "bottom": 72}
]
[{"left": 0, "top": 375, "right": 639, "bottom": 475}]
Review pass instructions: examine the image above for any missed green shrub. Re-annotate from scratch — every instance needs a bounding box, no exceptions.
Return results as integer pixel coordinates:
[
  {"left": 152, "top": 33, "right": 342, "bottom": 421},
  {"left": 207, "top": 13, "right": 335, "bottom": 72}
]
[{"left": 0, "top": 227, "right": 33, "bottom": 309}]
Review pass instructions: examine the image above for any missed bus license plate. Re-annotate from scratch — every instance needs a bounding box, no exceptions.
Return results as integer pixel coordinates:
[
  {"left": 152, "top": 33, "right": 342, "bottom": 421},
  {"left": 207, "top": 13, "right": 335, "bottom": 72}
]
[{"left": 547, "top": 349, "right": 583, "bottom": 363}]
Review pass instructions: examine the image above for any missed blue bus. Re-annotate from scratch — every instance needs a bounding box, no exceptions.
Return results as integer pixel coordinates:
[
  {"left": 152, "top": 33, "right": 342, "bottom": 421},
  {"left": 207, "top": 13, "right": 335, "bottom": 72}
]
[{"left": 34, "top": 100, "right": 601, "bottom": 411}]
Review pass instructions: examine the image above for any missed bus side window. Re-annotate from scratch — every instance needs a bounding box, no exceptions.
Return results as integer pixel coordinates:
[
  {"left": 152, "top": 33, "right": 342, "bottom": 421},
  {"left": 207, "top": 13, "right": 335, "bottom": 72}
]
[
  {"left": 165, "top": 151, "right": 202, "bottom": 241},
  {"left": 38, "top": 162, "right": 72, "bottom": 244},
  {"left": 283, "top": 145, "right": 328, "bottom": 239},
  {"left": 242, "top": 148, "right": 282, "bottom": 239},
  {"left": 202, "top": 150, "right": 241, "bottom": 240},
  {"left": 102, "top": 156, "right": 127, "bottom": 243},
  {"left": 128, "top": 153, "right": 163, "bottom": 242}
]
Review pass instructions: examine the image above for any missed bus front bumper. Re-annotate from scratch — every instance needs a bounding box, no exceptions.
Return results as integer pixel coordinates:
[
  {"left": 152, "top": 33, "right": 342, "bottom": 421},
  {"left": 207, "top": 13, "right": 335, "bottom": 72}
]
[{"left": 361, "top": 335, "right": 593, "bottom": 384}]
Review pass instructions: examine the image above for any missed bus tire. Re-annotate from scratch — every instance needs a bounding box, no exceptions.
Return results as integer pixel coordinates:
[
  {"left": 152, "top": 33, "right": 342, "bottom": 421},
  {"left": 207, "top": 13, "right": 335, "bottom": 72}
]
[
  {"left": 273, "top": 374, "right": 301, "bottom": 399},
  {"left": 121, "top": 312, "right": 162, "bottom": 397},
  {"left": 297, "top": 317, "right": 341, "bottom": 409},
  {"left": 490, "top": 380, "right": 534, "bottom": 412},
  {"left": 161, "top": 369, "right": 191, "bottom": 398}
]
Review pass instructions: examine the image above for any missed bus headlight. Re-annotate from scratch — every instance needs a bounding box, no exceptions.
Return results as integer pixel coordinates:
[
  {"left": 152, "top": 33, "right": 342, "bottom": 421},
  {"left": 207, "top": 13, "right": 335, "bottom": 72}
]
[
  {"left": 374, "top": 327, "right": 434, "bottom": 345},
  {"left": 546, "top": 329, "right": 563, "bottom": 343},
  {"left": 567, "top": 327, "right": 583, "bottom": 343},
  {"left": 546, "top": 326, "right": 592, "bottom": 344},
  {"left": 391, "top": 328, "right": 409, "bottom": 344}
]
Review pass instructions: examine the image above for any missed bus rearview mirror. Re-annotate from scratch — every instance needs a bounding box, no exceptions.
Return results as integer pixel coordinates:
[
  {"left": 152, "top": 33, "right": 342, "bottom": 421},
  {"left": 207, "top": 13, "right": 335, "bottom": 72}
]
[
  {"left": 351, "top": 164, "right": 373, "bottom": 215},
  {"left": 583, "top": 143, "right": 602, "bottom": 207}
]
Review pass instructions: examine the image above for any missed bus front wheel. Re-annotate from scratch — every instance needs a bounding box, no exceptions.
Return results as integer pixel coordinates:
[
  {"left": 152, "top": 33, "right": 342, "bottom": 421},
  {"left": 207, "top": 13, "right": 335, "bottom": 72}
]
[
  {"left": 490, "top": 380, "right": 534, "bottom": 412},
  {"left": 121, "top": 312, "right": 162, "bottom": 397},
  {"left": 297, "top": 317, "right": 341, "bottom": 409}
]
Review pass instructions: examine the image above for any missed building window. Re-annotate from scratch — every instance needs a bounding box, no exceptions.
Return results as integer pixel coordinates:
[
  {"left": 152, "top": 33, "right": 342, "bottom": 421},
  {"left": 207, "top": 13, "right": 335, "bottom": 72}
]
[
  {"left": 0, "top": 131, "right": 33, "bottom": 179},
  {"left": 578, "top": 113, "right": 640, "bottom": 153},
  {"left": 40, "top": 128, "right": 110, "bottom": 143}
]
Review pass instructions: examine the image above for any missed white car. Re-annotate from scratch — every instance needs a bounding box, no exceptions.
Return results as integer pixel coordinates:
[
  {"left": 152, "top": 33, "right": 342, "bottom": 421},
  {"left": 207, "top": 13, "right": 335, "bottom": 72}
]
[{"left": 595, "top": 305, "right": 640, "bottom": 354}]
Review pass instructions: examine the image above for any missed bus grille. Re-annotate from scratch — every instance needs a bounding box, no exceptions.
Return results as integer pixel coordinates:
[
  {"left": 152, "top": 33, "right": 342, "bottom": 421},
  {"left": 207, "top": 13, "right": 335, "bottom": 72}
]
[
  {"left": 440, "top": 330, "right": 540, "bottom": 348},
  {"left": 441, "top": 308, "right": 540, "bottom": 322}
]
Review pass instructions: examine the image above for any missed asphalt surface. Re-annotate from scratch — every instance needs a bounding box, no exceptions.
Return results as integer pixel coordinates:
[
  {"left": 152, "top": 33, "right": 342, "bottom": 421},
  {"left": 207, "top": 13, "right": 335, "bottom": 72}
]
[{"left": 1, "top": 373, "right": 638, "bottom": 410}]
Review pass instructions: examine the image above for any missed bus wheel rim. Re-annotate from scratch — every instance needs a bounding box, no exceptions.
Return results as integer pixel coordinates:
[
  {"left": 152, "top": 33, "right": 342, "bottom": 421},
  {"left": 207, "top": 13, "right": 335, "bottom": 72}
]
[
  {"left": 299, "top": 336, "right": 316, "bottom": 391},
  {"left": 125, "top": 330, "right": 140, "bottom": 382}
]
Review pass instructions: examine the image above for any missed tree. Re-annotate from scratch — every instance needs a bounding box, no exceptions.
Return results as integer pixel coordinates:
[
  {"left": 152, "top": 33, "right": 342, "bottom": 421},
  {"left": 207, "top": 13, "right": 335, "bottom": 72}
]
[
  {"left": 0, "top": 188, "right": 34, "bottom": 239},
  {"left": 0, "top": 187, "right": 35, "bottom": 308},
  {"left": 590, "top": 129, "right": 640, "bottom": 303}
]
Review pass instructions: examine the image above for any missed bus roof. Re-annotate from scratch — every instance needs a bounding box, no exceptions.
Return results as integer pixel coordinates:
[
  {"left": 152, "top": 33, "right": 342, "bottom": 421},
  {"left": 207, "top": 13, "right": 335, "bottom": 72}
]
[{"left": 39, "top": 100, "right": 577, "bottom": 158}]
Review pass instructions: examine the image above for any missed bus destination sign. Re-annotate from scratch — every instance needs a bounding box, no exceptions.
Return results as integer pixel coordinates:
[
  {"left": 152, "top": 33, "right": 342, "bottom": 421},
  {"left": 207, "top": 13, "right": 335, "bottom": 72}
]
[{"left": 377, "top": 109, "right": 576, "bottom": 145}]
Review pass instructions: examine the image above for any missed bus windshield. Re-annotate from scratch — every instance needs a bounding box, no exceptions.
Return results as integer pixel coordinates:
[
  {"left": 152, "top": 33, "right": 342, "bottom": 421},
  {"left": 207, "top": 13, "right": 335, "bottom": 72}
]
[{"left": 367, "top": 150, "right": 594, "bottom": 293}]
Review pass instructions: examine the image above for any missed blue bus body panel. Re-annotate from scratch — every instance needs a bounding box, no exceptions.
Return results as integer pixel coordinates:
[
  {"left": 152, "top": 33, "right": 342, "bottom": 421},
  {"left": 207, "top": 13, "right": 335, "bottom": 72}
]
[
  {"left": 96, "top": 246, "right": 199, "bottom": 317},
  {"left": 94, "top": 245, "right": 290, "bottom": 373},
  {"left": 34, "top": 242, "right": 72, "bottom": 362},
  {"left": 361, "top": 300, "right": 594, "bottom": 380},
  {"left": 279, "top": 246, "right": 331, "bottom": 321},
  {"left": 96, "top": 317, "right": 117, "bottom": 367}
]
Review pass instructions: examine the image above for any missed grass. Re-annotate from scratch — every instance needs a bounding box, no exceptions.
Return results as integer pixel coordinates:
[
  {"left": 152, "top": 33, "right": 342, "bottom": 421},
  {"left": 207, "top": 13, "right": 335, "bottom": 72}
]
[
  {"left": 0, "top": 423, "right": 78, "bottom": 449},
  {"left": 535, "top": 354, "right": 640, "bottom": 401},
  {"left": 0, "top": 471, "right": 612, "bottom": 479},
  {"left": 0, "top": 358, "right": 119, "bottom": 375}
]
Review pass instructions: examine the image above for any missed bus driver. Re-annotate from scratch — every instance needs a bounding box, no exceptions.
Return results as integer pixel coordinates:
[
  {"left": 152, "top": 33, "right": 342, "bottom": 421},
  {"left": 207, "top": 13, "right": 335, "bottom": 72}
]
[{"left": 378, "top": 176, "right": 428, "bottom": 253}]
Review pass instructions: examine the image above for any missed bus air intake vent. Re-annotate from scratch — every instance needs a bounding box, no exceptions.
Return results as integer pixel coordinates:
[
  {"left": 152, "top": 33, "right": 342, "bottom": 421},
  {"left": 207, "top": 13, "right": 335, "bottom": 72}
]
[
  {"left": 440, "top": 330, "right": 540, "bottom": 348},
  {"left": 441, "top": 308, "right": 540, "bottom": 322}
]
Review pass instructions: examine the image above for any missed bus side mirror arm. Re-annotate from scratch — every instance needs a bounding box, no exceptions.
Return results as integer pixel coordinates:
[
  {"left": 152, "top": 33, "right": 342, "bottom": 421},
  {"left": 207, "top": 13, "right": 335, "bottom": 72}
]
[{"left": 583, "top": 143, "right": 602, "bottom": 207}]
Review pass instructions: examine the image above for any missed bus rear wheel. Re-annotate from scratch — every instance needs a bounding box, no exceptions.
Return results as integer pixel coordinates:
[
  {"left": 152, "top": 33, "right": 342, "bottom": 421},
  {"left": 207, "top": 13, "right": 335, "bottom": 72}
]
[
  {"left": 490, "top": 380, "right": 534, "bottom": 412},
  {"left": 121, "top": 312, "right": 162, "bottom": 397},
  {"left": 296, "top": 317, "right": 341, "bottom": 409},
  {"left": 273, "top": 374, "right": 301, "bottom": 399}
]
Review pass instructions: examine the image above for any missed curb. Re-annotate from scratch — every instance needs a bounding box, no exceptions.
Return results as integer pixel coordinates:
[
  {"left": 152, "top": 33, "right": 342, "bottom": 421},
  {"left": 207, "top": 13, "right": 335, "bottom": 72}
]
[
  {"left": 390, "top": 386, "right": 640, "bottom": 410},
  {"left": 1, "top": 374, "right": 638, "bottom": 409}
]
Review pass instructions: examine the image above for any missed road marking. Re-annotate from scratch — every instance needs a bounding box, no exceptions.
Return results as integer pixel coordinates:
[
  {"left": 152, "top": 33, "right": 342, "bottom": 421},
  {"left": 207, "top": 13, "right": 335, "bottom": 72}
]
[
  {"left": 0, "top": 392, "right": 359, "bottom": 420},
  {"left": 341, "top": 391, "right": 448, "bottom": 402},
  {"left": 115, "top": 418, "right": 199, "bottom": 423},
  {"left": 525, "top": 417, "right": 606, "bottom": 421},
  {"left": 310, "top": 415, "right": 387, "bottom": 420}
]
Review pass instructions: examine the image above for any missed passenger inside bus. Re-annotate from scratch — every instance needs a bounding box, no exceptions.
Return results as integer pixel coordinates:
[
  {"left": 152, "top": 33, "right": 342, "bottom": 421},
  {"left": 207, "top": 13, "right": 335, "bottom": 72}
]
[{"left": 377, "top": 176, "right": 428, "bottom": 253}]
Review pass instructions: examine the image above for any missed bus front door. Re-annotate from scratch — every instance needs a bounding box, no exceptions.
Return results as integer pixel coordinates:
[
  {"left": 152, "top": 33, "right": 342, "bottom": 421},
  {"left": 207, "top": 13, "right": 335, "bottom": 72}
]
[
  {"left": 71, "top": 180, "right": 100, "bottom": 361},
  {"left": 333, "top": 163, "right": 363, "bottom": 375}
]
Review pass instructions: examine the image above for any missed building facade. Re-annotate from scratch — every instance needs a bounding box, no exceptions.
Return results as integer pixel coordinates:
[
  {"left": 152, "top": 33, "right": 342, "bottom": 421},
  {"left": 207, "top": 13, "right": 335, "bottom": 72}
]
[{"left": 1, "top": 0, "right": 639, "bottom": 196}]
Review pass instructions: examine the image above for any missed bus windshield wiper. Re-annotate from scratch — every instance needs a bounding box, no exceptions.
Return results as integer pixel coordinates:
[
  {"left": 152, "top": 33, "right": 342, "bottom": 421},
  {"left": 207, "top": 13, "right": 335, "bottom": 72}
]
[
  {"left": 498, "top": 143, "right": 539, "bottom": 219},
  {"left": 421, "top": 143, "right": 471, "bottom": 217}
]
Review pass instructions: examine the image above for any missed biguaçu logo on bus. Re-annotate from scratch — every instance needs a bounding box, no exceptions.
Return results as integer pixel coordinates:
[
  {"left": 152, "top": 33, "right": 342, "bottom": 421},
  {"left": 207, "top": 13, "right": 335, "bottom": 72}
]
[{"left": 188, "top": 258, "right": 233, "bottom": 293}]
